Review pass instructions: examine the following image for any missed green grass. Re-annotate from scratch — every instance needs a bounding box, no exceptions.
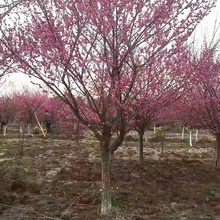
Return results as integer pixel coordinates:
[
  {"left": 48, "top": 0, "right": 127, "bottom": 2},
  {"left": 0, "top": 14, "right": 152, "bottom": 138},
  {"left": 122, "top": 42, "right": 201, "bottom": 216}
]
[
  {"left": 202, "top": 185, "right": 220, "bottom": 200},
  {"left": 163, "top": 212, "right": 181, "bottom": 220},
  {"left": 112, "top": 192, "right": 127, "bottom": 208},
  {"left": 180, "top": 139, "right": 188, "bottom": 143}
]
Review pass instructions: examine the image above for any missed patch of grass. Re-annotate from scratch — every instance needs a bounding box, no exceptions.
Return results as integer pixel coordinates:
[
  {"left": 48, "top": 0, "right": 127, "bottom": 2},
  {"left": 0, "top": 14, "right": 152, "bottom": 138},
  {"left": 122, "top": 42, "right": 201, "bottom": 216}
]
[
  {"left": 61, "top": 211, "right": 72, "bottom": 220},
  {"left": 76, "top": 144, "right": 86, "bottom": 151},
  {"left": 77, "top": 171, "right": 86, "bottom": 181},
  {"left": 158, "top": 191, "right": 166, "bottom": 199},
  {"left": 4, "top": 149, "right": 14, "bottom": 158},
  {"left": 180, "top": 139, "right": 188, "bottom": 143},
  {"left": 170, "top": 159, "right": 178, "bottom": 166},
  {"left": 0, "top": 158, "right": 32, "bottom": 179},
  {"left": 163, "top": 212, "right": 181, "bottom": 220},
  {"left": 39, "top": 185, "right": 51, "bottom": 195},
  {"left": 155, "top": 129, "right": 165, "bottom": 137},
  {"left": 57, "top": 184, "right": 65, "bottom": 194},
  {"left": 202, "top": 185, "right": 220, "bottom": 200},
  {"left": 187, "top": 214, "right": 200, "bottom": 220},
  {"left": 112, "top": 192, "right": 127, "bottom": 208},
  {"left": 133, "top": 184, "right": 145, "bottom": 193},
  {"left": 110, "top": 206, "right": 132, "bottom": 220},
  {"left": 0, "top": 139, "right": 4, "bottom": 145},
  {"left": 134, "top": 161, "right": 144, "bottom": 167},
  {"left": 70, "top": 189, "right": 78, "bottom": 197},
  {"left": 54, "top": 210, "right": 62, "bottom": 218},
  {"left": 147, "top": 129, "right": 165, "bottom": 142}
]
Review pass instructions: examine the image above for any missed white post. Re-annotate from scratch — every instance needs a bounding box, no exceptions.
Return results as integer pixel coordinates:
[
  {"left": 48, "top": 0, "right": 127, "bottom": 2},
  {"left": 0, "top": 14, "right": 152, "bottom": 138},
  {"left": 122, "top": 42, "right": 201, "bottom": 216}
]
[
  {"left": 27, "top": 124, "right": 31, "bottom": 134},
  {"left": 154, "top": 125, "right": 156, "bottom": 134},
  {"left": 195, "top": 129, "right": 199, "bottom": 142},
  {"left": 189, "top": 130, "right": 192, "bottom": 147},
  {"left": 144, "top": 131, "right": 147, "bottom": 142},
  {"left": 3, "top": 125, "right": 7, "bottom": 136},
  {"left": 181, "top": 126, "right": 185, "bottom": 140},
  {"left": 19, "top": 125, "right": 23, "bottom": 133}
]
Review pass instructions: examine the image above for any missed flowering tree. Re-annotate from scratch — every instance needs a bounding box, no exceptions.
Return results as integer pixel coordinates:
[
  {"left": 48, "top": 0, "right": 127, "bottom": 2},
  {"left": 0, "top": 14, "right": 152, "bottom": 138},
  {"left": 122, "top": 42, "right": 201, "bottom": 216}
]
[
  {"left": 0, "top": 1, "right": 25, "bottom": 78},
  {"left": 159, "top": 99, "right": 200, "bottom": 146},
  {"left": 13, "top": 88, "right": 48, "bottom": 133},
  {"left": 133, "top": 47, "right": 194, "bottom": 162},
  {"left": 182, "top": 44, "right": 220, "bottom": 166},
  {"left": 42, "top": 97, "right": 85, "bottom": 140},
  {"left": 0, "top": 0, "right": 215, "bottom": 214},
  {"left": 0, "top": 93, "right": 16, "bottom": 124}
]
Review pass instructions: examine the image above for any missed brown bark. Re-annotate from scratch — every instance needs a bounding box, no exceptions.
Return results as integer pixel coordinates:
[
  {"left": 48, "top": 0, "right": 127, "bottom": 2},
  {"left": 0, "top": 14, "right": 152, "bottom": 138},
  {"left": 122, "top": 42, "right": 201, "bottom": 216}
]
[
  {"left": 139, "top": 132, "right": 144, "bottom": 164},
  {"left": 75, "top": 120, "right": 79, "bottom": 145},
  {"left": 110, "top": 129, "right": 126, "bottom": 154},
  {"left": 214, "top": 134, "right": 220, "bottom": 167},
  {"left": 100, "top": 139, "right": 112, "bottom": 215},
  {"left": 99, "top": 125, "right": 125, "bottom": 215}
]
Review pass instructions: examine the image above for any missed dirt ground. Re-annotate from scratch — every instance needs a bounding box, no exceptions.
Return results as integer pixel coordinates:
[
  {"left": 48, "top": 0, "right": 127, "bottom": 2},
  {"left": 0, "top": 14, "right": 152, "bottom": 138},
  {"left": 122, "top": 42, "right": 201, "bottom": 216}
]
[{"left": 0, "top": 126, "right": 220, "bottom": 220}]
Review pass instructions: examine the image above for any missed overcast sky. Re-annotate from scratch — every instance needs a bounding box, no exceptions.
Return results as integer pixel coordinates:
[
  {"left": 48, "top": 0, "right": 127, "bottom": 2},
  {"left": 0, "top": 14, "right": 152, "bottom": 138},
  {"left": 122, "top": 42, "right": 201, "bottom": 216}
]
[
  {"left": 193, "top": 0, "right": 220, "bottom": 45},
  {"left": 4, "top": 1, "right": 220, "bottom": 94}
]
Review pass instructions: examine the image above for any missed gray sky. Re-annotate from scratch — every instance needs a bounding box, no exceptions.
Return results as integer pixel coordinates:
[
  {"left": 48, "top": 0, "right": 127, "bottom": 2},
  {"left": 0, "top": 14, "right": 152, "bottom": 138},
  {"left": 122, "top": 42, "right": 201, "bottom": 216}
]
[{"left": 193, "top": 0, "right": 220, "bottom": 44}]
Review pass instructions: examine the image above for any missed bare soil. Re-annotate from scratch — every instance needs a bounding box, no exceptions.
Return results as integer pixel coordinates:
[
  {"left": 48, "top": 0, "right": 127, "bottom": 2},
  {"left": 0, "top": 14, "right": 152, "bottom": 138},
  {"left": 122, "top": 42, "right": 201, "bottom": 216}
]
[{"left": 0, "top": 128, "right": 220, "bottom": 219}]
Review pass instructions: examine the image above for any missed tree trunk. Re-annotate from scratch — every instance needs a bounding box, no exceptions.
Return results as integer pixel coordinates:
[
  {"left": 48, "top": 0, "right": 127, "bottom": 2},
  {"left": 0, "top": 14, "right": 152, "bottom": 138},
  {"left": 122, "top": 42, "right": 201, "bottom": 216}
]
[
  {"left": 27, "top": 124, "right": 31, "bottom": 134},
  {"left": 139, "top": 132, "right": 144, "bottom": 164},
  {"left": 195, "top": 129, "right": 199, "bottom": 142},
  {"left": 144, "top": 131, "right": 147, "bottom": 142},
  {"left": 189, "top": 130, "right": 192, "bottom": 147},
  {"left": 3, "top": 125, "right": 7, "bottom": 136},
  {"left": 154, "top": 125, "right": 156, "bottom": 134},
  {"left": 76, "top": 120, "right": 79, "bottom": 145},
  {"left": 20, "top": 129, "right": 25, "bottom": 159},
  {"left": 19, "top": 125, "right": 23, "bottom": 133},
  {"left": 100, "top": 143, "right": 112, "bottom": 215},
  {"left": 161, "top": 128, "right": 166, "bottom": 156},
  {"left": 214, "top": 134, "right": 220, "bottom": 167},
  {"left": 181, "top": 126, "right": 185, "bottom": 139},
  {"left": 125, "top": 135, "right": 128, "bottom": 147},
  {"left": 99, "top": 125, "right": 125, "bottom": 215}
]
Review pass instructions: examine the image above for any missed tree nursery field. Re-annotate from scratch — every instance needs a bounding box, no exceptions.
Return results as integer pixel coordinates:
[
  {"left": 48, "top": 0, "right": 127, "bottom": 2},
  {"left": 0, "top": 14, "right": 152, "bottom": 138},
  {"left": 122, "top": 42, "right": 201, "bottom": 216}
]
[
  {"left": 0, "top": 127, "right": 220, "bottom": 220},
  {"left": 1, "top": 0, "right": 220, "bottom": 217}
]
